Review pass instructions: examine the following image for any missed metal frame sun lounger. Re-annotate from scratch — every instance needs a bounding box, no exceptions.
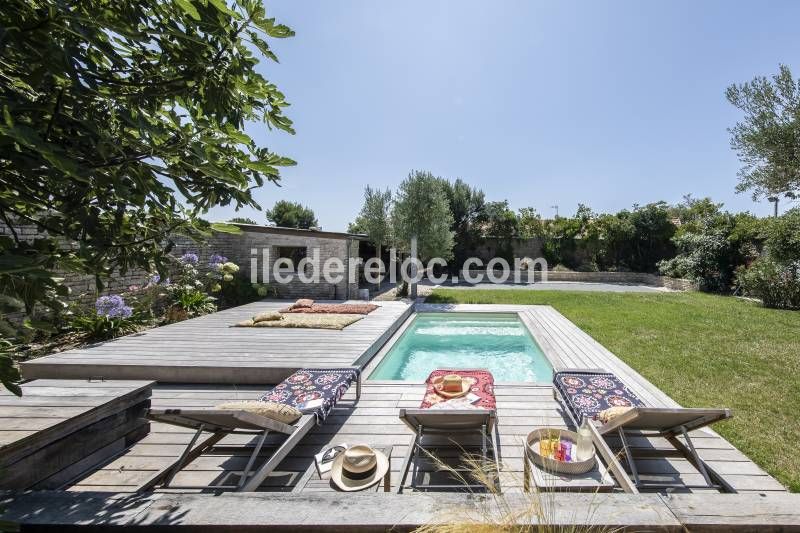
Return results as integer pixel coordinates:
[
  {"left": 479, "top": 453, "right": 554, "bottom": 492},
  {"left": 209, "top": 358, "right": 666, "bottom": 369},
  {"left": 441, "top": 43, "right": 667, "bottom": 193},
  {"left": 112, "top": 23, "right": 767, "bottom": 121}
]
[
  {"left": 142, "top": 367, "right": 361, "bottom": 492},
  {"left": 553, "top": 369, "right": 734, "bottom": 493},
  {"left": 398, "top": 409, "right": 499, "bottom": 492}
]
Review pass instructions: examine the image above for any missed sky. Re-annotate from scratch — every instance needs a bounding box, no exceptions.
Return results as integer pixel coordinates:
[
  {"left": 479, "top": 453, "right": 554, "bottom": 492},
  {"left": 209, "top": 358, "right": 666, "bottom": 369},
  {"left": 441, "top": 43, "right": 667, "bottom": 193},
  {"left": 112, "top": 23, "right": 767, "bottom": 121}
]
[{"left": 207, "top": 0, "right": 800, "bottom": 231}]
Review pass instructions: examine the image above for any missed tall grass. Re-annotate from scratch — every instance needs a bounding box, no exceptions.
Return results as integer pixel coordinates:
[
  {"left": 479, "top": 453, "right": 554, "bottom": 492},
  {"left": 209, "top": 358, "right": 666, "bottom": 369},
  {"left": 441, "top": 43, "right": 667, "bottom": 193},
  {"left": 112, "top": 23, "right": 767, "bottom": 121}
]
[{"left": 412, "top": 449, "right": 618, "bottom": 533}]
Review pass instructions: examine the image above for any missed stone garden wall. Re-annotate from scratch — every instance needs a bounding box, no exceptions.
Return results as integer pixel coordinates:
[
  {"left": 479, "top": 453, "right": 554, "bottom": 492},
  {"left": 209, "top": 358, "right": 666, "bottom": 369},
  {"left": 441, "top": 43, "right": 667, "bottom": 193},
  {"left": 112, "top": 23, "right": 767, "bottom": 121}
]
[
  {"left": 173, "top": 226, "right": 361, "bottom": 300},
  {"left": 457, "top": 269, "right": 698, "bottom": 291},
  {"left": 0, "top": 221, "right": 362, "bottom": 310}
]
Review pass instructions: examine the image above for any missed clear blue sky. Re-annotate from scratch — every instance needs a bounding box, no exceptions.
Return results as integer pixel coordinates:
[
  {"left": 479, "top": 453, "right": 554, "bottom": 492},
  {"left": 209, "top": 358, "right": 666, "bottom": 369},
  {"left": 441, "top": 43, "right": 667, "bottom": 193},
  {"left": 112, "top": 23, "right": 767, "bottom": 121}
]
[{"left": 208, "top": 0, "right": 800, "bottom": 231}]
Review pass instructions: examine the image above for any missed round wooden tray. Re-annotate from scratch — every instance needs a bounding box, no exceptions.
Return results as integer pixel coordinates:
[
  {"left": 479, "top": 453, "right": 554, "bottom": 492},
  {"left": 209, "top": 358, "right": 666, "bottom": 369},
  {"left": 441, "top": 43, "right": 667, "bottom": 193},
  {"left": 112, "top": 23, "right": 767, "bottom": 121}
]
[{"left": 526, "top": 427, "right": 595, "bottom": 475}]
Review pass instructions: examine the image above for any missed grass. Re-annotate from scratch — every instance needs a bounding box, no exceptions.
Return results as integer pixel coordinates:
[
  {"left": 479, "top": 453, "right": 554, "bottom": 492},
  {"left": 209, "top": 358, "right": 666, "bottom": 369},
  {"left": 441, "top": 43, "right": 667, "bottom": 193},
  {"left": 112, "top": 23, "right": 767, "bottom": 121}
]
[
  {"left": 426, "top": 288, "right": 800, "bottom": 493},
  {"left": 414, "top": 451, "right": 616, "bottom": 532}
]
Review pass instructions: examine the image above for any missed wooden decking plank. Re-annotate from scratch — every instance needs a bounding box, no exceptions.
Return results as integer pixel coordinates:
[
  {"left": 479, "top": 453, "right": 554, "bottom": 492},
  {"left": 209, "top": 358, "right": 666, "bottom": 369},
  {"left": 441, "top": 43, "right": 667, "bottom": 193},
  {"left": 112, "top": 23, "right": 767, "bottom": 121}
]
[
  {"left": 67, "top": 376, "right": 779, "bottom": 497},
  {"left": 21, "top": 301, "right": 411, "bottom": 383}
]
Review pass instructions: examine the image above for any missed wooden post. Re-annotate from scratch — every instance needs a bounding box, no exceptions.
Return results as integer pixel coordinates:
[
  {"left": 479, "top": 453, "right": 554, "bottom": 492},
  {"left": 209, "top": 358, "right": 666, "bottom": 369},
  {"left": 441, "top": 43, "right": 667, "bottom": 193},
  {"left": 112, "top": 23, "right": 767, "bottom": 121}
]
[
  {"left": 410, "top": 236, "right": 418, "bottom": 299},
  {"left": 376, "top": 243, "right": 382, "bottom": 291}
]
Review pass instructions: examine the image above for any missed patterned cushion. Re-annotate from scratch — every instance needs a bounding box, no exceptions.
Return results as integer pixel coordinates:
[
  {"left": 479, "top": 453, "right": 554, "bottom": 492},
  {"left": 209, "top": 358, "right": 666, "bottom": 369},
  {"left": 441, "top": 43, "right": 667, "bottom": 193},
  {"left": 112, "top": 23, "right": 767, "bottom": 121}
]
[
  {"left": 420, "top": 369, "right": 496, "bottom": 409},
  {"left": 281, "top": 303, "right": 378, "bottom": 315},
  {"left": 553, "top": 371, "right": 644, "bottom": 424},
  {"left": 260, "top": 367, "right": 359, "bottom": 424}
]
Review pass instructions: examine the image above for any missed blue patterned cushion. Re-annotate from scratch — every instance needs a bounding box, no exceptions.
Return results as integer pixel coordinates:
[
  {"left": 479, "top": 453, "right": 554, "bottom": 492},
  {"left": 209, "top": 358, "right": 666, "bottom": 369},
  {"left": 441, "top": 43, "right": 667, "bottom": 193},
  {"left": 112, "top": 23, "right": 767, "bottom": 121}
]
[
  {"left": 260, "top": 368, "right": 359, "bottom": 424},
  {"left": 554, "top": 371, "right": 645, "bottom": 424}
]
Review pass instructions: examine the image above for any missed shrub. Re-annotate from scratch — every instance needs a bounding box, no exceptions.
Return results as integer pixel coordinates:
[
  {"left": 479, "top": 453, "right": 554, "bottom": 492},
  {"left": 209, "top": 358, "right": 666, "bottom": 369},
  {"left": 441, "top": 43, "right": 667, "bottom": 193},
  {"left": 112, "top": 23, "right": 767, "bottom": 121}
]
[
  {"left": 163, "top": 251, "right": 216, "bottom": 319},
  {"left": 216, "top": 279, "right": 277, "bottom": 308},
  {"left": 764, "top": 208, "right": 800, "bottom": 264},
  {"left": 736, "top": 258, "right": 800, "bottom": 310},
  {"left": 123, "top": 274, "right": 170, "bottom": 319},
  {"left": 659, "top": 212, "right": 762, "bottom": 293},
  {"left": 205, "top": 254, "right": 241, "bottom": 293},
  {"left": 658, "top": 230, "right": 732, "bottom": 292},
  {"left": 172, "top": 288, "right": 216, "bottom": 315},
  {"left": 71, "top": 295, "right": 142, "bottom": 340}
]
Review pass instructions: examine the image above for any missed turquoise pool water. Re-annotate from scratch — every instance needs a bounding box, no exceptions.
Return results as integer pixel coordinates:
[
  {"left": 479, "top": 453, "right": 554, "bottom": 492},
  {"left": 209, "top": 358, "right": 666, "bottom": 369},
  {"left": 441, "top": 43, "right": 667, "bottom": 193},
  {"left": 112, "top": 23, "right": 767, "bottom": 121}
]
[{"left": 368, "top": 313, "right": 553, "bottom": 382}]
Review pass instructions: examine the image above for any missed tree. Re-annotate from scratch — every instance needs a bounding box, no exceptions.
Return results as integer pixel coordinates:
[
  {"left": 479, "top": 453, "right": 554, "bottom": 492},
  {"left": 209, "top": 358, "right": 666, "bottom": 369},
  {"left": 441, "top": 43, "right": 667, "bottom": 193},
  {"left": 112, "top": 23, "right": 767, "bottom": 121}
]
[
  {"left": 483, "top": 200, "right": 518, "bottom": 263},
  {"left": 0, "top": 0, "right": 296, "bottom": 394},
  {"left": 594, "top": 212, "right": 635, "bottom": 270},
  {"left": 669, "top": 195, "right": 723, "bottom": 232},
  {"left": 517, "top": 208, "right": 544, "bottom": 239},
  {"left": 627, "top": 202, "right": 676, "bottom": 272},
  {"left": 764, "top": 208, "right": 800, "bottom": 263},
  {"left": 352, "top": 186, "right": 391, "bottom": 259},
  {"left": 392, "top": 170, "right": 454, "bottom": 261},
  {"left": 727, "top": 65, "right": 800, "bottom": 201},
  {"left": 440, "top": 179, "right": 486, "bottom": 269},
  {"left": 229, "top": 217, "right": 258, "bottom": 225},
  {"left": 265, "top": 201, "right": 318, "bottom": 229}
]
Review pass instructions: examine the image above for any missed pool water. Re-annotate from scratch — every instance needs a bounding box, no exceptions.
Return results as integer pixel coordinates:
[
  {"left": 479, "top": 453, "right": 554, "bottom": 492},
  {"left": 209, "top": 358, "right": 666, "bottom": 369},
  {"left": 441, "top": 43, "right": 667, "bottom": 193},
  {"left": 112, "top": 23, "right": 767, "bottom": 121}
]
[{"left": 368, "top": 313, "right": 553, "bottom": 382}]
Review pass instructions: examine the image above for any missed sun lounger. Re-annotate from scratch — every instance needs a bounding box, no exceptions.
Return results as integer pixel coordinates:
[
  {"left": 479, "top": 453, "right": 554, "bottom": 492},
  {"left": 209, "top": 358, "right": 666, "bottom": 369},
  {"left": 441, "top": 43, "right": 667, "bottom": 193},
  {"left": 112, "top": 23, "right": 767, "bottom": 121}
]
[
  {"left": 399, "top": 409, "right": 499, "bottom": 492},
  {"left": 143, "top": 367, "right": 360, "bottom": 492},
  {"left": 553, "top": 369, "right": 734, "bottom": 493},
  {"left": 398, "top": 370, "right": 499, "bottom": 492}
]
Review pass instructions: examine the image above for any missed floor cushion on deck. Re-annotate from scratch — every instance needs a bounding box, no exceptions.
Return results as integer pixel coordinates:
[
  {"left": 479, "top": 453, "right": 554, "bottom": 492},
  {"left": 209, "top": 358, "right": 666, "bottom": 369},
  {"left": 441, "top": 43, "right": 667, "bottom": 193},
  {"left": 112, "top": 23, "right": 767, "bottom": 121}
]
[
  {"left": 253, "top": 311, "right": 283, "bottom": 323},
  {"left": 256, "top": 313, "right": 362, "bottom": 329},
  {"left": 280, "top": 303, "right": 378, "bottom": 315},
  {"left": 233, "top": 313, "right": 363, "bottom": 330},
  {"left": 554, "top": 370, "right": 645, "bottom": 424}
]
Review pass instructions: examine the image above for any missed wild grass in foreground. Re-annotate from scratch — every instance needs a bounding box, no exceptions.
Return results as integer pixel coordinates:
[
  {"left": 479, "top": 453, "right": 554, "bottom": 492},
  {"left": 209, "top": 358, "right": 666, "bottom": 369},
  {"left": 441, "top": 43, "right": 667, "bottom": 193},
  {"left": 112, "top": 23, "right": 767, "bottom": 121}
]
[
  {"left": 414, "top": 452, "right": 617, "bottom": 533},
  {"left": 426, "top": 289, "right": 800, "bottom": 493}
]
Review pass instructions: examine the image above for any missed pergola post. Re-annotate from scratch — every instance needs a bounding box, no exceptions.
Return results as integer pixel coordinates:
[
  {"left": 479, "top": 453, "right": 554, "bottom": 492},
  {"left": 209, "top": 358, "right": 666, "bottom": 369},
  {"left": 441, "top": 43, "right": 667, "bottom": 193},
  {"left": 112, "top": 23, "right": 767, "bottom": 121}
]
[{"left": 409, "top": 235, "right": 418, "bottom": 299}]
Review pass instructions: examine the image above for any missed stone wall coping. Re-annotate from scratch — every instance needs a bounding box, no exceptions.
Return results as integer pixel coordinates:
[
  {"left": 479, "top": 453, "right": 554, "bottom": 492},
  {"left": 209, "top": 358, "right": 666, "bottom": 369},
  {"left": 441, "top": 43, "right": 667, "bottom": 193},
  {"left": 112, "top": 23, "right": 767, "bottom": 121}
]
[{"left": 230, "top": 223, "right": 369, "bottom": 241}]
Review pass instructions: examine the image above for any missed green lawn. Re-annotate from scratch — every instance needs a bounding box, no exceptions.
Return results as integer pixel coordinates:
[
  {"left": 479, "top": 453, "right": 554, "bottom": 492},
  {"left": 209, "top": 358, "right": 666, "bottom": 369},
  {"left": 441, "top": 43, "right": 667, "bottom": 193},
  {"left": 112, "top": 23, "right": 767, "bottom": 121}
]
[{"left": 426, "top": 288, "right": 800, "bottom": 492}]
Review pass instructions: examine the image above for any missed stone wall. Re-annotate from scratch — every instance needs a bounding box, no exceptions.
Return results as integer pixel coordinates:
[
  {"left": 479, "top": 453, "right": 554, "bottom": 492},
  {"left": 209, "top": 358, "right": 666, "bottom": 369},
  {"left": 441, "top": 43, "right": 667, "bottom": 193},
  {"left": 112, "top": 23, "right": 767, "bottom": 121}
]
[
  {"left": 536, "top": 271, "right": 699, "bottom": 290},
  {"left": 0, "top": 221, "right": 154, "bottom": 307},
  {"left": 173, "top": 227, "right": 361, "bottom": 300},
  {"left": 474, "top": 237, "right": 545, "bottom": 263},
  {"left": 456, "top": 269, "right": 698, "bottom": 291},
  {"left": 0, "top": 221, "right": 363, "bottom": 313}
]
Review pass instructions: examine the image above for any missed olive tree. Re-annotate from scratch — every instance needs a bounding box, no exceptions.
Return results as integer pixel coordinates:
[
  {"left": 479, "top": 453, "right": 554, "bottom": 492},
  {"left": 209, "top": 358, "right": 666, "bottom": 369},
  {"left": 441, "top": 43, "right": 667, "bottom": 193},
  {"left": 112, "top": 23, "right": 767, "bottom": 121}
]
[
  {"left": 727, "top": 65, "right": 800, "bottom": 201},
  {"left": 391, "top": 171, "right": 454, "bottom": 262}
]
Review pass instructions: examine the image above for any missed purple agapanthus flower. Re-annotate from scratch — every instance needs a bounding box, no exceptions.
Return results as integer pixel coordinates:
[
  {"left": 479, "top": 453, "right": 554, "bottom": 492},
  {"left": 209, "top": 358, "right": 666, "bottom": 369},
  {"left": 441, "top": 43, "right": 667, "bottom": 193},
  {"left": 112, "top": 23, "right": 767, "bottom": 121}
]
[
  {"left": 95, "top": 295, "right": 133, "bottom": 318},
  {"left": 149, "top": 273, "right": 161, "bottom": 284},
  {"left": 180, "top": 252, "right": 199, "bottom": 265},
  {"left": 208, "top": 254, "right": 228, "bottom": 268}
]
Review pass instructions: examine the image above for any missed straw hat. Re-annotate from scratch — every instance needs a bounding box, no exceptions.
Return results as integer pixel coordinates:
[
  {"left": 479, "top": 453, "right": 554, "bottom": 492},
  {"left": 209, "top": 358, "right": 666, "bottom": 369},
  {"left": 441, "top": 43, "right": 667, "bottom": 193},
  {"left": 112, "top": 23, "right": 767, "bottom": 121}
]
[
  {"left": 431, "top": 374, "right": 471, "bottom": 399},
  {"left": 330, "top": 444, "right": 389, "bottom": 491}
]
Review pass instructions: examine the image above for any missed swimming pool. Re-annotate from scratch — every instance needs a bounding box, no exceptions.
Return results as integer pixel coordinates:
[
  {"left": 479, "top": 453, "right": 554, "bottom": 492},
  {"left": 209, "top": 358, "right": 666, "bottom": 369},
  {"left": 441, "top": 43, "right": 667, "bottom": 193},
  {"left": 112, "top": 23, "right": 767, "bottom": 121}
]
[{"left": 368, "top": 313, "right": 553, "bottom": 382}]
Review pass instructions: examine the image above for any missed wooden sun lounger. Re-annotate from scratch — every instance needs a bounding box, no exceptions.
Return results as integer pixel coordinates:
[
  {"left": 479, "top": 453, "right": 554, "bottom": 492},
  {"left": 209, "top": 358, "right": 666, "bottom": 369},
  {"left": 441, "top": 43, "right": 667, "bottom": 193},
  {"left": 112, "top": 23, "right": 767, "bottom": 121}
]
[
  {"left": 142, "top": 368, "right": 362, "bottom": 493},
  {"left": 141, "top": 410, "right": 316, "bottom": 492},
  {"left": 553, "top": 369, "right": 735, "bottom": 493},
  {"left": 597, "top": 406, "right": 734, "bottom": 493},
  {"left": 398, "top": 409, "right": 499, "bottom": 492}
]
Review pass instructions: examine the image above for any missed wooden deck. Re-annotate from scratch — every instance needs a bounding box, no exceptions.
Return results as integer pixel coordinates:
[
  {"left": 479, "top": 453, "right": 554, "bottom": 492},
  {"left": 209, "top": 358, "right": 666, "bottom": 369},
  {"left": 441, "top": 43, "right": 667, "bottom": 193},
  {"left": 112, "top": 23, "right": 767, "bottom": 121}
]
[
  {"left": 65, "top": 305, "right": 785, "bottom": 496},
  {"left": 21, "top": 300, "right": 412, "bottom": 384},
  {"left": 68, "top": 379, "right": 784, "bottom": 495},
  {"left": 0, "top": 380, "right": 153, "bottom": 490},
  {"left": 3, "top": 302, "right": 794, "bottom": 530}
]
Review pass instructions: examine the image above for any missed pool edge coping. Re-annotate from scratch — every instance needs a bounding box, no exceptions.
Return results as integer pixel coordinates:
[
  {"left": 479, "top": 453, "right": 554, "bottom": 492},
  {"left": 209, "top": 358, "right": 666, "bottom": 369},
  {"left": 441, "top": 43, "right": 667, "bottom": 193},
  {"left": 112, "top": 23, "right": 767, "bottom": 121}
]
[{"left": 362, "top": 304, "right": 559, "bottom": 386}]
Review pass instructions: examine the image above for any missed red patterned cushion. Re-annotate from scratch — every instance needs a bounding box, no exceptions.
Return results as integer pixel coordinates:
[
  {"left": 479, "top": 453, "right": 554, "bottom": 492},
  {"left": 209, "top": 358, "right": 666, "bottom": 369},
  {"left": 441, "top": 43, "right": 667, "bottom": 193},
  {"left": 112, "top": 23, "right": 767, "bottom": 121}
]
[{"left": 420, "top": 369, "right": 496, "bottom": 409}]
